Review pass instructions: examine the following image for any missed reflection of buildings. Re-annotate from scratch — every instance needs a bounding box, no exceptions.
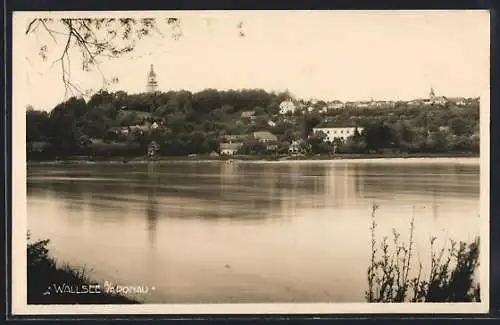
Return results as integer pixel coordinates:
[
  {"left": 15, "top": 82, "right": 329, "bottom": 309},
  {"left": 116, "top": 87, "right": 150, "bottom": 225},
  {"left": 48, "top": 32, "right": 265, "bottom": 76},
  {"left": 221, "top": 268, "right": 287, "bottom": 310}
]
[
  {"left": 351, "top": 164, "right": 478, "bottom": 206},
  {"left": 218, "top": 162, "right": 240, "bottom": 217},
  {"left": 325, "top": 164, "right": 357, "bottom": 206},
  {"left": 262, "top": 165, "right": 278, "bottom": 211},
  {"left": 279, "top": 164, "right": 310, "bottom": 218},
  {"left": 353, "top": 165, "right": 365, "bottom": 198},
  {"left": 146, "top": 163, "right": 159, "bottom": 249},
  {"left": 216, "top": 163, "right": 282, "bottom": 220},
  {"left": 220, "top": 162, "right": 239, "bottom": 192},
  {"left": 432, "top": 188, "right": 439, "bottom": 219},
  {"left": 312, "top": 172, "right": 323, "bottom": 208},
  {"left": 241, "top": 165, "right": 278, "bottom": 216}
]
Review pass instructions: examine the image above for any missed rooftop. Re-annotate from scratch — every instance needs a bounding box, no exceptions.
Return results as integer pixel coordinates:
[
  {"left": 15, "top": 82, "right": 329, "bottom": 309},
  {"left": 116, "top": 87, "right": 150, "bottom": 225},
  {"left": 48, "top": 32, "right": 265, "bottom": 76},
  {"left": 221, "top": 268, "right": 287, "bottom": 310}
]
[
  {"left": 241, "top": 111, "right": 256, "bottom": 118},
  {"left": 253, "top": 131, "right": 277, "bottom": 139},
  {"left": 220, "top": 142, "right": 244, "bottom": 150},
  {"left": 222, "top": 134, "right": 248, "bottom": 140},
  {"left": 314, "top": 125, "right": 360, "bottom": 129}
]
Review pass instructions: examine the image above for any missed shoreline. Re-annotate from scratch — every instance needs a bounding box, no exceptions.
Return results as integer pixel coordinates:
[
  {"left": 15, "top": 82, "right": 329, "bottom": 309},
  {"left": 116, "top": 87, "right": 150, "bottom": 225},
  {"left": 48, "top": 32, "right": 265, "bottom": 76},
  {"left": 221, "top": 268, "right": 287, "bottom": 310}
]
[
  {"left": 27, "top": 153, "right": 479, "bottom": 166},
  {"left": 27, "top": 239, "right": 139, "bottom": 305}
]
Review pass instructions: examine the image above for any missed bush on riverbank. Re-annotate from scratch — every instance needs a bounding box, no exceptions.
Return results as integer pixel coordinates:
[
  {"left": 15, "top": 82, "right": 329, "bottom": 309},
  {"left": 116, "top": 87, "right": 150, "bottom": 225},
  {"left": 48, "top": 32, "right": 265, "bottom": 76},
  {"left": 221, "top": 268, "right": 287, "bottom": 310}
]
[
  {"left": 366, "top": 204, "right": 480, "bottom": 303},
  {"left": 27, "top": 233, "right": 139, "bottom": 304}
]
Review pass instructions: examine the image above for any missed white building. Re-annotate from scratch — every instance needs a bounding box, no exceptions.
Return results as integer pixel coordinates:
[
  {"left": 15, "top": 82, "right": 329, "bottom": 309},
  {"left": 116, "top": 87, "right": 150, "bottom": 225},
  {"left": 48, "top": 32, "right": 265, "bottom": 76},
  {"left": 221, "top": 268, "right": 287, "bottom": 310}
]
[
  {"left": 327, "top": 101, "right": 344, "bottom": 110},
  {"left": 220, "top": 143, "right": 243, "bottom": 156},
  {"left": 288, "top": 140, "right": 304, "bottom": 154},
  {"left": 319, "top": 106, "right": 328, "bottom": 114},
  {"left": 253, "top": 131, "right": 277, "bottom": 143},
  {"left": 279, "top": 100, "right": 297, "bottom": 115},
  {"left": 313, "top": 126, "right": 363, "bottom": 142},
  {"left": 432, "top": 96, "right": 448, "bottom": 105},
  {"left": 427, "top": 87, "right": 448, "bottom": 105}
]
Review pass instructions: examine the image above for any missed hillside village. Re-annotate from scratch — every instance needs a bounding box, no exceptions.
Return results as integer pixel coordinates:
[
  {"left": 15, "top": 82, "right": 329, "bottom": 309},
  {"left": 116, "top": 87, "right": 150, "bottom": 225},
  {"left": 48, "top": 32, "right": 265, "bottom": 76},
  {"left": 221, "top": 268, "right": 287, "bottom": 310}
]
[
  {"left": 27, "top": 65, "right": 480, "bottom": 160},
  {"left": 217, "top": 90, "right": 477, "bottom": 156}
]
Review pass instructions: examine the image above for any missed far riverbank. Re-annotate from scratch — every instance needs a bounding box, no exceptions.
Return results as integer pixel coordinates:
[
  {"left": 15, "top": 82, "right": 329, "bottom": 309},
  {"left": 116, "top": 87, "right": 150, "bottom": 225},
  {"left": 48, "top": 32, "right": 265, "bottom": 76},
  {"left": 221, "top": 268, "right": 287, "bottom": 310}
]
[{"left": 27, "top": 152, "right": 479, "bottom": 166}]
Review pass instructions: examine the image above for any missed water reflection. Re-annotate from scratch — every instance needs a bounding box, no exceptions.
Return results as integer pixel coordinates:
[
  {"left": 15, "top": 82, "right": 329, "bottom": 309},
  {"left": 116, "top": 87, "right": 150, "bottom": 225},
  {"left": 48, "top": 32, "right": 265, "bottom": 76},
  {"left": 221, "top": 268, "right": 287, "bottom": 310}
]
[
  {"left": 432, "top": 188, "right": 439, "bottom": 220},
  {"left": 146, "top": 163, "right": 159, "bottom": 249},
  {"left": 26, "top": 160, "right": 480, "bottom": 303},
  {"left": 27, "top": 161, "right": 479, "bottom": 223}
]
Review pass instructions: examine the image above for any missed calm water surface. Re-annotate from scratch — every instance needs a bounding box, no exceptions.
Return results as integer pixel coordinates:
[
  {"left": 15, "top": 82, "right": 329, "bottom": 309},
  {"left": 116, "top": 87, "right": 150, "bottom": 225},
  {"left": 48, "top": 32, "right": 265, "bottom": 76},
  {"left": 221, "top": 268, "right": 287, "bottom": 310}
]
[{"left": 27, "top": 158, "right": 480, "bottom": 303}]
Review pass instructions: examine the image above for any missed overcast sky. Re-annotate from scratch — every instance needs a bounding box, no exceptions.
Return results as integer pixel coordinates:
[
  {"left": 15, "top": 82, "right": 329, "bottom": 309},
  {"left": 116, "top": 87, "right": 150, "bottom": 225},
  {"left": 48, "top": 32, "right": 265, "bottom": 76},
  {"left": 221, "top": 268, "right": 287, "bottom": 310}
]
[{"left": 14, "top": 10, "right": 489, "bottom": 111}]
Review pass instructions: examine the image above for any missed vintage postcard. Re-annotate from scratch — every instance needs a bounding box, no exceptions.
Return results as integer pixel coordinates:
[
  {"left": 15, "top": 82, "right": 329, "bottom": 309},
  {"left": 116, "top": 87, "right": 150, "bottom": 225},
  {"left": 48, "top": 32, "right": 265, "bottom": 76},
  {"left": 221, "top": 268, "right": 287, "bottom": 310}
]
[{"left": 11, "top": 10, "right": 490, "bottom": 315}]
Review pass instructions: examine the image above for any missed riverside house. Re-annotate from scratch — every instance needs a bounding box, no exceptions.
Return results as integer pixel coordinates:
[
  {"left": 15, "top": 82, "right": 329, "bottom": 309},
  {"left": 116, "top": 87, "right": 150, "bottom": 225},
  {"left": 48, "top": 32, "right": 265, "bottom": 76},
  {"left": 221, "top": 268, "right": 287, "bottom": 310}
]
[
  {"left": 279, "top": 100, "right": 297, "bottom": 115},
  {"left": 108, "top": 127, "right": 130, "bottom": 136},
  {"left": 288, "top": 140, "right": 304, "bottom": 154},
  {"left": 220, "top": 142, "right": 243, "bottom": 156},
  {"left": 117, "top": 108, "right": 153, "bottom": 122},
  {"left": 222, "top": 134, "right": 249, "bottom": 144},
  {"left": 241, "top": 111, "right": 256, "bottom": 120},
  {"left": 430, "top": 96, "right": 448, "bottom": 105},
  {"left": 253, "top": 131, "right": 278, "bottom": 151},
  {"left": 253, "top": 131, "right": 278, "bottom": 143},
  {"left": 447, "top": 97, "right": 467, "bottom": 106},
  {"left": 327, "top": 100, "right": 344, "bottom": 110},
  {"left": 313, "top": 126, "right": 363, "bottom": 143}
]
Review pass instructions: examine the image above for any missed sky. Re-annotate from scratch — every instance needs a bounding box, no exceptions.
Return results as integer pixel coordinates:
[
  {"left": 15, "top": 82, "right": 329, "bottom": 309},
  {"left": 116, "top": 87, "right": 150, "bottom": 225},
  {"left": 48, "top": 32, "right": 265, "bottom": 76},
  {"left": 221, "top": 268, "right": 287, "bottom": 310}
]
[{"left": 14, "top": 10, "right": 490, "bottom": 111}]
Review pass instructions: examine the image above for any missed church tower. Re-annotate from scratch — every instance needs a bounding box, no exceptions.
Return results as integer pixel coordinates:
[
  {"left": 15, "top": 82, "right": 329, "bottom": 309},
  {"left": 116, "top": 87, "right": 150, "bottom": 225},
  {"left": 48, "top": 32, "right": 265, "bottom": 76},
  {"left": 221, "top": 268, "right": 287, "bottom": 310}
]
[
  {"left": 429, "top": 87, "right": 436, "bottom": 99},
  {"left": 147, "top": 64, "right": 158, "bottom": 93}
]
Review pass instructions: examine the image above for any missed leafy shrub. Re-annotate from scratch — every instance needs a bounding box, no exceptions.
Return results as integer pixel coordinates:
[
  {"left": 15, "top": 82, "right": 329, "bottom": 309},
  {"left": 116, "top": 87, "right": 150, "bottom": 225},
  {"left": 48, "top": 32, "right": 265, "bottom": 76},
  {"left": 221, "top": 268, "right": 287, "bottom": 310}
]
[{"left": 366, "top": 204, "right": 480, "bottom": 302}]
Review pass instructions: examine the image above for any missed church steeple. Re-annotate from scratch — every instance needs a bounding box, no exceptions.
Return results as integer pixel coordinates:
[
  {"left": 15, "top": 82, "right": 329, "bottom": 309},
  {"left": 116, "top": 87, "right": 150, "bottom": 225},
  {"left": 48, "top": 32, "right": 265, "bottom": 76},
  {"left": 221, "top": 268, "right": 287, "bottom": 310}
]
[
  {"left": 147, "top": 64, "right": 158, "bottom": 93},
  {"left": 429, "top": 87, "right": 436, "bottom": 99}
]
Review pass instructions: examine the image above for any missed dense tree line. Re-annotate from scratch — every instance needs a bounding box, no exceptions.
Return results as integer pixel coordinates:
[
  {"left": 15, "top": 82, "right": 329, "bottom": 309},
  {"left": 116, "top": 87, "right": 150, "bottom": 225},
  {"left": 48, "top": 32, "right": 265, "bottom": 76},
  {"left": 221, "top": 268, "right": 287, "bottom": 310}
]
[
  {"left": 296, "top": 101, "right": 480, "bottom": 155},
  {"left": 27, "top": 89, "right": 288, "bottom": 158},
  {"left": 26, "top": 89, "right": 480, "bottom": 159},
  {"left": 325, "top": 103, "right": 478, "bottom": 154}
]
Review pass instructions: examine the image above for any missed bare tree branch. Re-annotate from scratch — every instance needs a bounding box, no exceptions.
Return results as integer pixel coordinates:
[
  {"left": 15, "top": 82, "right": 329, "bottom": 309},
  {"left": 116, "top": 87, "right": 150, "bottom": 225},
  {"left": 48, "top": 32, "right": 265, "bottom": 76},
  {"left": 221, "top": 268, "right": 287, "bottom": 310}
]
[
  {"left": 59, "top": 30, "right": 73, "bottom": 98},
  {"left": 62, "top": 19, "right": 109, "bottom": 88},
  {"left": 25, "top": 19, "right": 39, "bottom": 34},
  {"left": 40, "top": 20, "right": 58, "bottom": 44},
  {"left": 25, "top": 17, "right": 186, "bottom": 100}
]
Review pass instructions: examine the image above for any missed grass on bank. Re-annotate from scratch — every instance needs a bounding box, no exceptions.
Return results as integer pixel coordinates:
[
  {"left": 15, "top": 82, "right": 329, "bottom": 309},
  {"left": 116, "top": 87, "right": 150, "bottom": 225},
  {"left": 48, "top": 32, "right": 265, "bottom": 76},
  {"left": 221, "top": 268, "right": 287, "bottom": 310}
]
[
  {"left": 27, "top": 233, "right": 139, "bottom": 304},
  {"left": 366, "top": 203, "right": 480, "bottom": 303}
]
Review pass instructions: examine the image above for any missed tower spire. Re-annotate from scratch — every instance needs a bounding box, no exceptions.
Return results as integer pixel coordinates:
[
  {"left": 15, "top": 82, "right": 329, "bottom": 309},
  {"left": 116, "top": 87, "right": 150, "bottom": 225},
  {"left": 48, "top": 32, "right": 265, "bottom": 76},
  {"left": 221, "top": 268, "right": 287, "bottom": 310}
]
[
  {"left": 147, "top": 64, "right": 158, "bottom": 93},
  {"left": 429, "top": 87, "right": 436, "bottom": 99}
]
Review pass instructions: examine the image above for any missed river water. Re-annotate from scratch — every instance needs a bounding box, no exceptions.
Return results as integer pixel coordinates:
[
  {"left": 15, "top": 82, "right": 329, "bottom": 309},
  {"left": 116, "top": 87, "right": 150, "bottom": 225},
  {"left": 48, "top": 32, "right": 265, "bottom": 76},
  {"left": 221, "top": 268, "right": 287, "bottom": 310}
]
[{"left": 27, "top": 158, "right": 480, "bottom": 303}]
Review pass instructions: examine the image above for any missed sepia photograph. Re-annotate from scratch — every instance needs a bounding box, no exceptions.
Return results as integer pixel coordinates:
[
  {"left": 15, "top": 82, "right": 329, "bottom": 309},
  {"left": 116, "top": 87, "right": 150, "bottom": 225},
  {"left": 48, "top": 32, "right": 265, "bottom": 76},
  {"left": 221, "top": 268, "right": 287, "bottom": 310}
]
[{"left": 11, "top": 10, "right": 490, "bottom": 315}]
